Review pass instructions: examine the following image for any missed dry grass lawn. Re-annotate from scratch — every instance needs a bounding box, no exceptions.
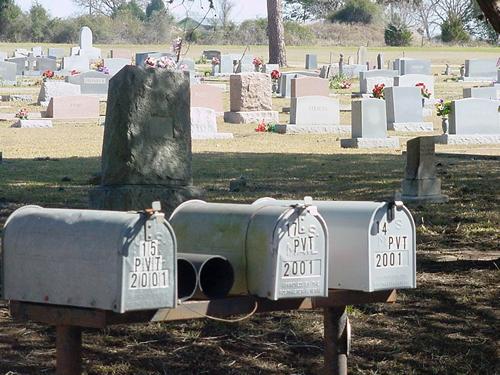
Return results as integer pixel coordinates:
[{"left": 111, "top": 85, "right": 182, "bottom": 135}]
[{"left": 0, "top": 44, "right": 499, "bottom": 375}]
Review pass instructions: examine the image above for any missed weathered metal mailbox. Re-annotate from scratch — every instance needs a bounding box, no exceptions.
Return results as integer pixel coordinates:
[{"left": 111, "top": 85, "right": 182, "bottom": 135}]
[
  {"left": 253, "top": 198, "right": 416, "bottom": 292},
  {"left": 169, "top": 199, "right": 329, "bottom": 300},
  {"left": 1, "top": 205, "right": 177, "bottom": 312}
]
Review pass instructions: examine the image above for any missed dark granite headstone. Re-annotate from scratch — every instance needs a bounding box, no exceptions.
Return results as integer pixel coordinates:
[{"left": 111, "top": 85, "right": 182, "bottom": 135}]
[
  {"left": 89, "top": 65, "right": 201, "bottom": 214},
  {"left": 400, "top": 137, "right": 447, "bottom": 203}
]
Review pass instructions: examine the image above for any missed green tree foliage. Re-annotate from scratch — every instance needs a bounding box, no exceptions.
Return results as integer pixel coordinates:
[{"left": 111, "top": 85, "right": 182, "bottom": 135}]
[
  {"left": 113, "top": 1, "right": 145, "bottom": 20},
  {"left": 329, "top": 0, "right": 381, "bottom": 24},
  {"left": 283, "top": 0, "right": 342, "bottom": 22},
  {"left": 384, "top": 22, "right": 412, "bottom": 46},
  {"left": 146, "top": 0, "right": 165, "bottom": 18},
  {"left": 441, "top": 14, "right": 470, "bottom": 43},
  {"left": 29, "top": 3, "right": 51, "bottom": 42},
  {"left": 0, "top": 0, "right": 22, "bottom": 39}
]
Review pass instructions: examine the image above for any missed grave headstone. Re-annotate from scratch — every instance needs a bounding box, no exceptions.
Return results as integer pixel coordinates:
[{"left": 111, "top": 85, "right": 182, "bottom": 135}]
[
  {"left": 62, "top": 56, "right": 90, "bottom": 72},
  {"left": 202, "top": 50, "right": 221, "bottom": 60},
  {"left": 48, "top": 48, "right": 66, "bottom": 59},
  {"left": 399, "top": 58, "right": 431, "bottom": 75},
  {"left": 0, "top": 61, "right": 17, "bottom": 84},
  {"left": 66, "top": 71, "right": 110, "bottom": 95},
  {"left": 110, "top": 49, "right": 132, "bottom": 59},
  {"left": 385, "top": 86, "right": 433, "bottom": 132},
  {"left": 31, "top": 46, "right": 43, "bottom": 57},
  {"left": 0, "top": 51, "right": 7, "bottom": 61},
  {"left": 224, "top": 73, "right": 279, "bottom": 124},
  {"left": 14, "top": 48, "right": 29, "bottom": 57},
  {"left": 448, "top": 98, "right": 500, "bottom": 135},
  {"left": 463, "top": 87, "right": 498, "bottom": 100},
  {"left": 37, "top": 81, "right": 82, "bottom": 106},
  {"left": 359, "top": 70, "right": 398, "bottom": 94},
  {"left": 89, "top": 66, "right": 200, "bottom": 214},
  {"left": 305, "top": 54, "right": 318, "bottom": 70},
  {"left": 191, "top": 107, "right": 233, "bottom": 139},
  {"left": 7, "top": 58, "right": 26, "bottom": 75},
  {"left": 103, "top": 58, "right": 130, "bottom": 77},
  {"left": 400, "top": 137, "right": 447, "bottom": 203},
  {"left": 75, "top": 26, "right": 101, "bottom": 59},
  {"left": 191, "top": 84, "right": 224, "bottom": 114},
  {"left": 46, "top": 95, "right": 100, "bottom": 119},
  {"left": 36, "top": 57, "right": 57, "bottom": 72},
  {"left": 377, "top": 53, "right": 384, "bottom": 70},
  {"left": 276, "top": 96, "right": 349, "bottom": 134},
  {"left": 357, "top": 46, "right": 367, "bottom": 65},
  {"left": 463, "top": 59, "right": 497, "bottom": 81},
  {"left": 279, "top": 71, "right": 319, "bottom": 98},
  {"left": 291, "top": 76, "right": 329, "bottom": 98},
  {"left": 11, "top": 119, "right": 53, "bottom": 128},
  {"left": 341, "top": 98, "right": 399, "bottom": 148},
  {"left": 219, "top": 54, "right": 234, "bottom": 74}
]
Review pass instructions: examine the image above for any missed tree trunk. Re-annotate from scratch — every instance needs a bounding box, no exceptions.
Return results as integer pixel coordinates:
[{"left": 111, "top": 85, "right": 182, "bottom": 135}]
[
  {"left": 267, "top": 0, "right": 287, "bottom": 67},
  {"left": 476, "top": 0, "right": 500, "bottom": 33}
]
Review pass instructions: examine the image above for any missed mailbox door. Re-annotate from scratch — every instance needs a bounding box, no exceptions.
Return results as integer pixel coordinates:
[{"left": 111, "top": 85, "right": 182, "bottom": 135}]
[
  {"left": 369, "top": 204, "right": 416, "bottom": 291},
  {"left": 120, "top": 215, "right": 177, "bottom": 312},
  {"left": 246, "top": 205, "right": 328, "bottom": 300}
]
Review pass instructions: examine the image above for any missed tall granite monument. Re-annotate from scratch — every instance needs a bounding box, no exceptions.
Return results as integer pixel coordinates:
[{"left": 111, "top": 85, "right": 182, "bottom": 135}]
[{"left": 89, "top": 66, "right": 201, "bottom": 214}]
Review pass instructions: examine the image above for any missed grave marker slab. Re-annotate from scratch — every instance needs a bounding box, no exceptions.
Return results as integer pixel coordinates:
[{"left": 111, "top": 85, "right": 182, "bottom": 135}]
[
  {"left": 11, "top": 119, "right": 53, "bottom": 128},
  {"left": 31, "top": 46, "right": 43, "bottom": 57},
  {"left": 385, "top": 86, "right": 433, "bottom": 132},
  {"left": 76, "top": 26, "right": 101, "bottom": 59},
  {"left": 341, "top": 99, "right": 399, "bottom": 148},
  {"left": 191, "top": 107, "right": 233, "bottom": 139},
  {"left": 291, "top": 77, "right": 329, "bottom": 98},
  {"left": 463, "top": 59, "right": 497, "bottom": 81},
  {"left": 219, "top": 54, "right": 234, "bottom": 74},
  {"left": 400, "top": 137, "right": 447, "bottom": 203},
  {"left": 225, "top": 73, "right": 278, "bottom": 124},
  {"left": 359, "top": 70, "right": 398, "bottom": 94},
  {"left": 6, "top": 58, "right": 26, "bottom": 75},
  {"left": 463, "top": 86, "right": 498, "bottom": 100},
  {"left": 48, "top": 48, "right": 66, "bottom": 59},
  {"left": 191, "top": 84, "right": 224, "bottom": 114},
  {"left": 37, "top": 81, "right": 82, "bottom": 106},
  {"left": 305, "top": 54, "right": 317, "bottom": 70},
  {"left": 103, "top": 58, "right": 130, "bottom": 77},
  {"left": 66, "top": 71, "right": 110, "bottom": 95},
  {"left": 0, "top": 51, "right": 8, "bottom": 61},
  {"left": 0, "top": 61, "right": 17, "bottom": 84},
  {"left": 357, "top": 46, "right": 367, "bottom": 65},
  {"left": 276, "top": 96, "right": 349, "bottom": 134},
  {"left": 46, "top": 95, "right": 100, "bottom": 119},
  {"left": 62, "top": 56, "right": 90, "bottom": 72},
  {"left": 36, "top": 57, "right": 57, "bottom": 72},
  {"left": 399, "top": 59, "right": 431, "bottom": 75}
]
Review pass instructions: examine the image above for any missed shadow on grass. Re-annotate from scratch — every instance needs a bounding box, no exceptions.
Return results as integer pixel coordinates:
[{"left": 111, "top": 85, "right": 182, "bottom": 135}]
[{"left": 0, "top": 151, "right": 498, "bottom": 374}]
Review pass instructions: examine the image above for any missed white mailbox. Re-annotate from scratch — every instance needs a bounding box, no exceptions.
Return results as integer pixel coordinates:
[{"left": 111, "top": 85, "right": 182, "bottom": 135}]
[
  {"left": 169, "top": 199, "right": 329, "bottom": 300},
  {"left": 1, "top": 205, "right": 177, "bottom": 312},
  {"left": 253, "top": 198, "right": 416, "bottom": 292}
]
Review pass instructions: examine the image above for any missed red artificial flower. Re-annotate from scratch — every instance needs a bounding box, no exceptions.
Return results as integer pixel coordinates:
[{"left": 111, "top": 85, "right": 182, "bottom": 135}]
[
  {"left": 271, "top": 70, "right": 281, "bottom": 80},
  {"left": 255, "top": 120, "right": 266, "bottom": 132}
]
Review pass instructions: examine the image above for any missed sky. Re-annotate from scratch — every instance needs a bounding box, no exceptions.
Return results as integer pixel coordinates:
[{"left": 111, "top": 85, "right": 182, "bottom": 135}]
[{"left": 14, "top": 0, "right": 269, "bottom": 21}]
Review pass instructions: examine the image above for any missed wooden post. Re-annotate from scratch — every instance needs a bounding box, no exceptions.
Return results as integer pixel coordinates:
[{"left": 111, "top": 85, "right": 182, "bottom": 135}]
[
  {"left": 324, "top": 306, "right": 348, "bottom": 375},
  {"left": 56, "top": 325, "right": 82, "bottom": 375}
]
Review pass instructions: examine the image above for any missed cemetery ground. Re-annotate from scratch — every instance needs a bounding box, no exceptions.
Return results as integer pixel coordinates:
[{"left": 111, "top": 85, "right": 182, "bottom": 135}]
[{"left": 0, "top": 45, "right": 499, "bottom": 374}]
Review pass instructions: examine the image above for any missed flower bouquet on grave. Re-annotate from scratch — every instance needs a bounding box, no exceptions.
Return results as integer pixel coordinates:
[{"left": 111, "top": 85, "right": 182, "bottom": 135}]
[
  {"left": 70, "top": 69, "right": 80, "bottom": 76},
  {"left": 372, "top": 83, "right": 385, "bottom": 99},
  {"left": 96, "top": 61, "right": 109, "bottom": 75},
  {"left": 253, "top": 57, "right": 263, "bottom": 72},
  {"left": 270, "top": 69, "right": 281, "bottom": 93},
  {"left": 435, "top": 99, "right": 452, "bottom": 133},
  {"left": 255, "top": 120, "right": 266, "bottom": 132},
  {"left": 339, "top": 80, "right": 352, "bottom": 89},
  {"left": 42, "top": 69, "right": 54, "bottom": 81},
  {"left": 211, "top": 57, "right": 220, "bottom": 66},
  {"left": 15, "top": 107, "right": 29, "bottom": 120},
  {"left": 416, "top": 82, "right": 431, "bottom": 99}
]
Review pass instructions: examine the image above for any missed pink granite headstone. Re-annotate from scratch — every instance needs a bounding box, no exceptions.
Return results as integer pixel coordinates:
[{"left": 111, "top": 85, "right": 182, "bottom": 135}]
[
  {"left": 291, "top": 77, "right": 330, "bottom": 98},
  {"left": 46, "top": 95, "right": 100, "bottom": 119},
  {"left": 191, "top": 84, "right": 224, "bottom": 114}
]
